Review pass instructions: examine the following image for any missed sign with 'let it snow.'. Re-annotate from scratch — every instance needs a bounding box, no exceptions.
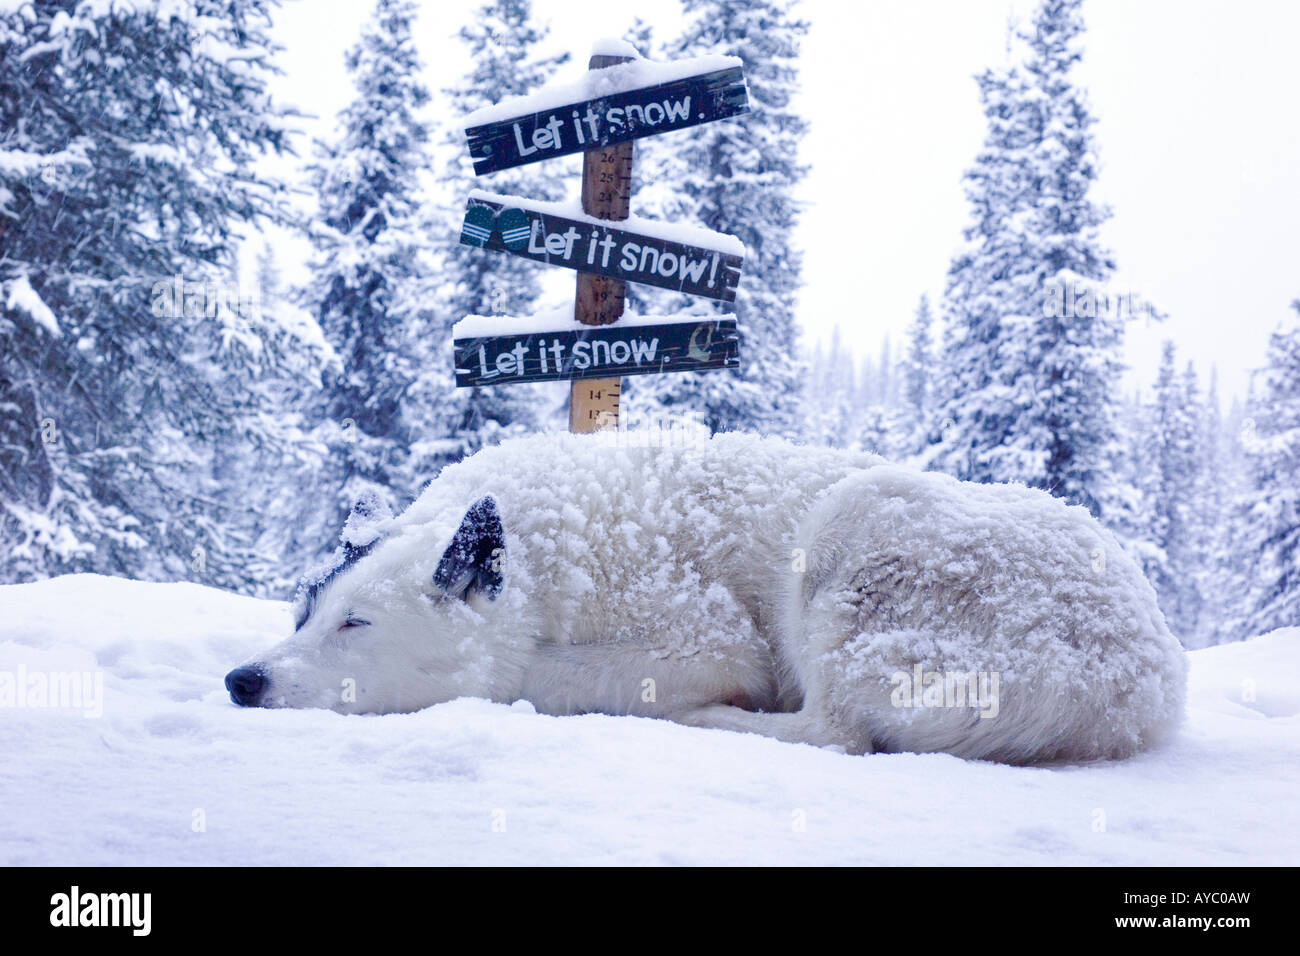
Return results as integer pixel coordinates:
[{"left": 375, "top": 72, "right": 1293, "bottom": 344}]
[
  {"left": 454, "top": 317, "right": 739, "bottom": 387},
  {"left": 464, "top": 65, "right": 748, "bottom": 176},
  {"left": 461, "top": 194, "right": 744, "bottom": 302}
]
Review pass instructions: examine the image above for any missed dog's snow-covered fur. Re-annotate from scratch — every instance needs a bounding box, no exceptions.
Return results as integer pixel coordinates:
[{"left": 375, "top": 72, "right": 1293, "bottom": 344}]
[{"left": 227, "top": 432, "right": 1186, "bottom": 764}]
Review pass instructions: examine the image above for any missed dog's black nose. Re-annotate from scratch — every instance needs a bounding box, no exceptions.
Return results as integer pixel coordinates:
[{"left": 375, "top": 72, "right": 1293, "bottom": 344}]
[{"left": 225, "top": 666, "right": 266, "bottom": 707}]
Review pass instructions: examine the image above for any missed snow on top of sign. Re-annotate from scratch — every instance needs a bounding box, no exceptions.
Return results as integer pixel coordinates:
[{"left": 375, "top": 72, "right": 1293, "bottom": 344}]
[
  {"left": 590, "top": 37, "right": 643, "bottom": 59},
  {"left": 467, "top": 188, "right": 746, "bottom": 258},
  {"left": 464, "top": 52, "right": 743, "bottom": 129},
  {"left": 453, "top": 306, "right": 724, "bottom": 340}
]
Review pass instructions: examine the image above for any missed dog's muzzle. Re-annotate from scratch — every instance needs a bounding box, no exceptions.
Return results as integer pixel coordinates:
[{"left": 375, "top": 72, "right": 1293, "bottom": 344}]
[{"left": 225, "top": 665, "right": 267, "bottom": 707}]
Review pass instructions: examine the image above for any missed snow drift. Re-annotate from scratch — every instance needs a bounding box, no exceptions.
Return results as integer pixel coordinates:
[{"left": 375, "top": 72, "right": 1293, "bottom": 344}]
[{"left": 1, "top": 573, "right": 1295, "bottom": 865}]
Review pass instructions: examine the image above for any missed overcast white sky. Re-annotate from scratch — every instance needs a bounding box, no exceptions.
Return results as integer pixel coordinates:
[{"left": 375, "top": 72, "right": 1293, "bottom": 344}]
[{"left": 265, "top": 0, "right": 1300, "bottom": 404}]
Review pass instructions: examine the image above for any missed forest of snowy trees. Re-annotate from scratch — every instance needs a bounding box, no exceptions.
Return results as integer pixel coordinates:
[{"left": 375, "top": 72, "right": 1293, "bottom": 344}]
[
  {"left": 1, "top": 0, "right": 1295, "bottom": 649},
  {"left": 801, "top": 0, "right": 1298, "bottom": 647}
]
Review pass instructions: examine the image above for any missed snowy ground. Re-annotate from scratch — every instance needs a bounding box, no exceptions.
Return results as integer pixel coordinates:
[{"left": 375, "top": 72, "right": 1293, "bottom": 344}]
[{"left": 1, "top": 573, "right": 1296, "bottom": 866}]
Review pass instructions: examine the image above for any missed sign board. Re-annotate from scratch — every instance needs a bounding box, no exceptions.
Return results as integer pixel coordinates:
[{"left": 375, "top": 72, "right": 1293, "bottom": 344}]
[
  {"left": 454, "top": 318, "right": 739, "bottom": 387},
  {"left": 452, "top": 47, "right": 747, "bottom": 432},
  {"left": 461, "top": 196, "right": 743, "bottom": 302},
  {"left": 465, "top": 66, "right": 748, "bottom": 176}
]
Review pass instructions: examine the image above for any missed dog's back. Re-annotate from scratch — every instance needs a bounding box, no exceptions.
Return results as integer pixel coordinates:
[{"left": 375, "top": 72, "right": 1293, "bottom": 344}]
[
  {"left": 407, "top": 430, "right": 881, "bottom": 635},
  {"left": 779, "top": 466, "right": 1188, "bottom": 762}
]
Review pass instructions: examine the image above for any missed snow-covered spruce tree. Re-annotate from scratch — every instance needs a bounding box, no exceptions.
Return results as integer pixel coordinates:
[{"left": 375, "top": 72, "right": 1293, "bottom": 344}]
[
  {"left": 0, "top": 0, "right": 298, "bottom": 586},
  {"left": 1108, "top": 389, "right": 1162, "bottom": 577},
  {"left": 1179, "top": 360, "right": 1217, "bottom": 644},
  {"left": 856, "top": 405, "right": 899, "bottom": 459},
  {"left": 1196, "top": 367, "right": 1245, "bottom": 645},
  {"left": 857, "top": 336, "right": 908, "bottom": 459},
  {"left": 217, "top": 242, "right": 337, "bottom": 594},
  {"left": 407, "top": 0, "right": 570, "bottom": 481},
  {"left": 1235, "top": 300, "right": 1300, "bottom": 638},
  {"left": 899, "top": 295, "right": 935, "bottom": 456},
  {"left": 927, "top": 62, "right": 1035, "bottom": 478},
  {"left": 304, "top": 0, "right": 434, "bottom": 530},
  {"left": 1016, "top": 0, "right": 1124, "bottom": 518},
  {"left": 801, "top": 326, "right": 859, "bottom": 448},
  {"left": 933, "top": 0, "right": 1126, "bottom": 523},
  {"left": 800, "top": 329, "right": 911, "bottom": 457},
  {"left": 801, "top": 339, "right": 828, "bottom": 444},
  {"left": 1216, "top": 394, "right": 1259, "bottom": 643},
  {"left": 628, "top": 0, "right": 809, "bottom": 437},
  {"left": 1142, "top": 342, "right": 1204, "bottom": 645}
]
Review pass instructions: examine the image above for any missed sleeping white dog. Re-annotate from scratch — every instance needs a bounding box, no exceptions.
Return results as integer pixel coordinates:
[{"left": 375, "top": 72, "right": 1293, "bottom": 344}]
[{"left": 225, "top": 432, "right": 1186, "bottom": 764}]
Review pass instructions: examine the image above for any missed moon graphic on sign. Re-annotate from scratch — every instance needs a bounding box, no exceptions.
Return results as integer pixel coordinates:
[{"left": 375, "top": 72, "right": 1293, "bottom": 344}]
[{"left": 688, "top": 324, "right": 714, "bottom": 361}]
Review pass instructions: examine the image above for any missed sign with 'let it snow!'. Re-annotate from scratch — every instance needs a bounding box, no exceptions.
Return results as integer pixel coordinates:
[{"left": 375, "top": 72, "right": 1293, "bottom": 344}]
[
  {"left": 460, "top": 195, "right": 744, "bottom": 302},
  {"left": 464, "top": 65, "right": 748, "bottom": 176}
]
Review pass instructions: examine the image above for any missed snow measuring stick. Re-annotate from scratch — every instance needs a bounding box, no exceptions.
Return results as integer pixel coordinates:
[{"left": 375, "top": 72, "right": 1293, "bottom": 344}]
[
  {"left": 570, "top": 52, "right": 635, "bottom": 433},
  {"left": 454, "top": 44, "right": 749, "bottom": 427}
]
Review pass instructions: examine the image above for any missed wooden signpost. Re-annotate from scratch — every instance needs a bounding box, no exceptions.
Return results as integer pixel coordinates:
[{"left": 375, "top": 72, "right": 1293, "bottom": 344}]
[
  {"left": 572, "top": 50, "right": 635, "bottom": 432},
  {"left": 457, "top": 47, "right": 749, "bottom": 434}
]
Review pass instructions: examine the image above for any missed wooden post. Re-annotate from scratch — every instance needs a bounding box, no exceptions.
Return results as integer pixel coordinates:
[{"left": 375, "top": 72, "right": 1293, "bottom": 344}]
[{"left": 569, "top": 52, "right": 635, "bottom": 434}]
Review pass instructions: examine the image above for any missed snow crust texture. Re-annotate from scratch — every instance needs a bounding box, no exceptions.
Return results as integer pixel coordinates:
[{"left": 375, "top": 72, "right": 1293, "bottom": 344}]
[{"left": 1, "top": 569, "right": 1293, "bottom": 863}]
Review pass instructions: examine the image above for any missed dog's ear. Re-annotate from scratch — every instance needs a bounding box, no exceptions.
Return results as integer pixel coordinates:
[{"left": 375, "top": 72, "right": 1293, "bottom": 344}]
[{"left": 433, "top": 496, "right": 504, "bottom": 601}]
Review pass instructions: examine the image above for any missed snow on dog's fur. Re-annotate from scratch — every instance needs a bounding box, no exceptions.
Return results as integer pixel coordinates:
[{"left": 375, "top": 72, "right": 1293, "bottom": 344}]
[{"left": 226, "top": 432, "right": 1187, "bottom": 764}]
